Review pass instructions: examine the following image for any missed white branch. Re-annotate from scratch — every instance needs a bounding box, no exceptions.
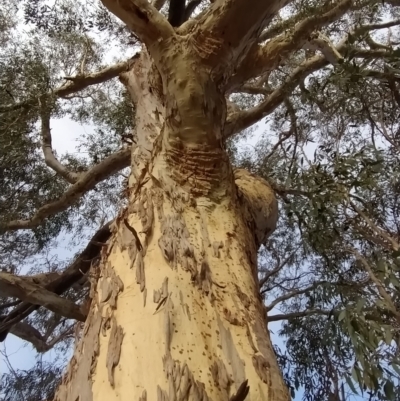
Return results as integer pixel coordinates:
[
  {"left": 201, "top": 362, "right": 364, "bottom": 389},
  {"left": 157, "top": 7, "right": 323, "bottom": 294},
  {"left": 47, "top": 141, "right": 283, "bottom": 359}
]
[
  {"left": 39, "top": 98, "right": 81, "bottom": 184},
  {"left": 0, "top": 272, "right": 86, "bottom": 321}
]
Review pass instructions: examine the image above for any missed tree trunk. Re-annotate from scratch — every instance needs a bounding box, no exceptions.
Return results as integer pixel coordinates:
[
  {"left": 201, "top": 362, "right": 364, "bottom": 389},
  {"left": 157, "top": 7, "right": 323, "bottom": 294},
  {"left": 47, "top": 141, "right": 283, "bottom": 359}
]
[{"left": 54, "top": 51, "right": 289, "bottom": 401}]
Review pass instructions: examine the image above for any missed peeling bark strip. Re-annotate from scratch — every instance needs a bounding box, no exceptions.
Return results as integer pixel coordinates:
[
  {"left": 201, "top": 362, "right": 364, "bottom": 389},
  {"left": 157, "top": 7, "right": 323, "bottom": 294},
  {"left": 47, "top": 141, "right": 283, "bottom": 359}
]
[
  {"left": 229, "top": 380, "right": 250, "bottom": 401},
  {"left": 162, "top": 354, "right": 212, "bottom": 401},
  {"left": 106, "top": 318, "right": 124, "bottom": 388},
  {"left": 139, "top": 389, "right": 147, "bottom": 401},
  {"left": 136, "top": 250, "right": 146, "bottom": 291},
  {"left": 99, "top": 263, "right": 124, "bottom": 309},
  {"left": 210, "top": 358, "right": 232, "bottom": 392},
  {"left": 158, "top": 213, "right": 197, "bottom": 278}
]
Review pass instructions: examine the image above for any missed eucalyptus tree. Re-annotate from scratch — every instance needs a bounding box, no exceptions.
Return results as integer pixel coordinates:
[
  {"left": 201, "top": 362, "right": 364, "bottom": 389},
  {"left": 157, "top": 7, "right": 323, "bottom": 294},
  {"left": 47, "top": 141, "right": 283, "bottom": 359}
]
[{"left": 1, "top": 0, "right": 400, "bottom": 400}]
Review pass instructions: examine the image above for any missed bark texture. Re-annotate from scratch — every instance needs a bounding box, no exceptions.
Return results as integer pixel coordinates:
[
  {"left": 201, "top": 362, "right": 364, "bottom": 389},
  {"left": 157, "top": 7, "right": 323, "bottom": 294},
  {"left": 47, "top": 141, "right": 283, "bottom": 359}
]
[{"left": 54, "top": 51, "right": 288, "bottom": 401}]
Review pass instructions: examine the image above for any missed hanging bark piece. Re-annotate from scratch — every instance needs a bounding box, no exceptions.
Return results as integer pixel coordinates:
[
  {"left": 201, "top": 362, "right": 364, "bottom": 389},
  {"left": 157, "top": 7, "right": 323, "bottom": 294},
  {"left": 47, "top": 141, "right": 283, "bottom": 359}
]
[
  {"left": 179, "top": 290, "right": 191, "bottom": 321},
  {"left": 122, "top": 217, "right": 143, "bottom": 268},
  {"left": 245, "top": 323, "right": 258, "bottom": 353},
  {"left": 212, "top": 241, "right": 223, "bottom": 258},
  {"left": 162, "top": 354, "right": 212, "bottom": 401},
  {"left": 164, "top": 305, "right": 173, "bottom": 353},
  {"left": 106, "top": 317, "right": 124, "bottom": 388},
  {"left": 99, "top": 263, "right": 124, "bottom": 309},
  {"left": 154, "top": 277, "right": 169, "bottom": 305},
  {"left": 136, "top": 250, "right": 146, "bottom": 292},
  {"left": 143, "top": 288, "right": 147, "bottom": 307},
  {"left": 235, "top": 284, "right": 251, "bottom": 309},
  {"left": 198, "top": 259, "right": 212, "bottom": 294},
  {"left": 140, "top": 189, "right": 154, "bottom": 234},
  {"left": 223, "top": 308, "right": 241, "bottom": 326},
  {"left": 217, "top": 315, "right": 246, "bottom": 387},
  {"left": 158, "top": 214, "right": 195, "bottom": 277},
  {"left": 157, "top": 385, "right": 168, "bottom": 401},
  {"left": 229, "top": 380, "right": 250, "bottom": 401},
  {"left": 210, "top": 358, "right": 232, "bottom": 393},
  {"left": 252, "top": 354, "right": 271, "bottom": 385},
  {"left": 152, "top": 187, "right": 165, "bottom": 221},
  {"left": 224, "top": 234, "right": 233, "bottom": 259},
  {"left": 139, "top": 389, "right": 147, "bottom": 401}
]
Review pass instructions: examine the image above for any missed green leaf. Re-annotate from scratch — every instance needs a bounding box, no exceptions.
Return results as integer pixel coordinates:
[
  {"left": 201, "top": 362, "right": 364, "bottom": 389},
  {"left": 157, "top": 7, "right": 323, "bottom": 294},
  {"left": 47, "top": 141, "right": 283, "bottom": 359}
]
[
  {"left": 352, "top": 365, "right": 362, "bottom": 386},
  {"left": 338, "top": 309, "right": 346, "bottom": 321},
  {"left": 356, "top": 298, "right": 366, "bottom": 313},
  {"left": 377, "top": 259, "right": 386, "bottom": 272},
  {"left": 384, "top": 380, "right": 395, "bottom": 400},
  {"left": 392, "top": 363, "right": 400, "bottom": 376},
  {"left": 345, "top": 374, "right": 358, "bottom": 395}
]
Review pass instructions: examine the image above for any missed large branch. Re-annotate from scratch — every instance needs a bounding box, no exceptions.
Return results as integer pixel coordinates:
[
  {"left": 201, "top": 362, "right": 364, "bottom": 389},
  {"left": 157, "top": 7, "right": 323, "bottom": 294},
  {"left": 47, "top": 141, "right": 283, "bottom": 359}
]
[
  {"left": 100, "top": 0, "right": 173, "bottom": 47},
  {"left": 225, "top": 40, "right": 397, "bottom": 137},
  {"left": 225, "top": 54, "right": 328, "bottom": 137},
  {"left": 0, "top": 221, "right": 112, "bottom": 341},
  {"left": 0, "top": 272, "right": 86, "bottom": 321},
  {"left": 194, "top": 0, "right": 290, "bottom": 68},
  {"left": 230, "top": 0, "right": 352, "bottom": 90},
  {"left": 0, "top": 148, "right": 130, "bottom": 232},
  {"left": 0, "top": 59, "right": 135, "bottom": 114}
]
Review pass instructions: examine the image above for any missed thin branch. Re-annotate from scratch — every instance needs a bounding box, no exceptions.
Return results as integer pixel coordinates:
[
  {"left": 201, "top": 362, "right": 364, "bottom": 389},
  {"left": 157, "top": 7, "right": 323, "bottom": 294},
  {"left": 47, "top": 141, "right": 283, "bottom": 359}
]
[
  {"left": 0, "top": 58, "right": 136, "bottom": 113},
  {"left": 8, "top": 321, "right": 74, "bottom": 353},
  {"left": 266, "top": 281, "right": 326, "bottom": 312},
  {"left": 347, "top": 248, "right": 400, "bottom": 321},
  {"left": 0, "top": 148, "right": 130, "bottom": 232},
  {"left": 349, "top": 200, "right": 399, "bottom": 251},
  {"left": 267, "top": 309, "right": 331, "bottom": 322},
  {"left": 0, "top": 300, "right": 20, "bottom": 311},
  {"left": 262, "top": 130, "right": 292, "bottom": 161},
  {"left": 8, "top": 322, "right": 48, "bottom": 352},
  {"left": 39, "top": 97, "right": 81, "bottom": 184},
  {"left": 235, "top": 85, "right": 270, "bottom": 96},
  {"left": 100, "top": 0, "right": 174, "bottom": 48},
  {"left": 378, "top": 109, "right": 400, "bottom": 151},
  {"left": 353, "top": 19, "right": 400, "bottom": 35},
  {"left": 45, "top": 323, "right": 75, "bottom": 349},
  {"left": 259, "top": 247, "right": 300, "bottom": 289},
  {"left": 0, "top": 271, "right": 86, "bottom": 321}
]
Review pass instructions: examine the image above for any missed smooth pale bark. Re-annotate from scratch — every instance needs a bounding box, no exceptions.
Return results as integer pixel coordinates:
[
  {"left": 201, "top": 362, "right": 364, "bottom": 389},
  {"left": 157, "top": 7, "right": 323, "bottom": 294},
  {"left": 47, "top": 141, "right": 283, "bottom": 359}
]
[{"left": 54, "top": 51, "right": 288, "bottom": 401}]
